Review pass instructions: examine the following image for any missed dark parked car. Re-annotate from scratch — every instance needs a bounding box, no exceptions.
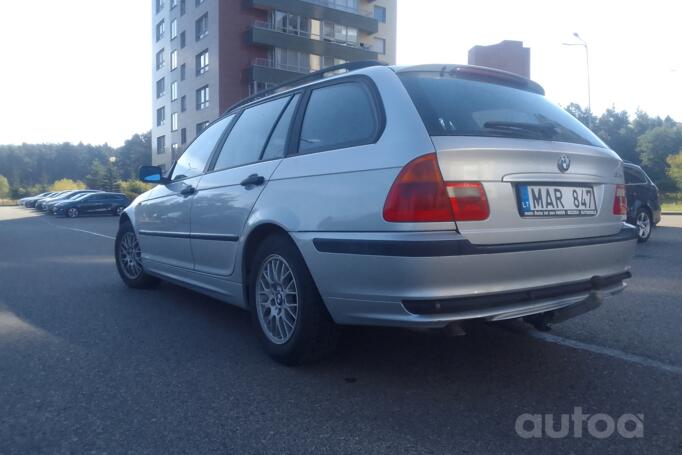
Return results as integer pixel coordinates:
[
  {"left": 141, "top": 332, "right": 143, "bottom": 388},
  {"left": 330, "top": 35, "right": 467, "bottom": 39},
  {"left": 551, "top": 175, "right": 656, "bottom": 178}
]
[
  {"left": 20, "top": 192, "right": 56, "bottom": 208},
  {"left": 43, "top": 190, "right": 101, "bottom": 213},
  {"left": 34, "top": 191, "right": 73, "bottom": 211},
  {"left": 53, "top": 192, "right": 130, "bottom": 218},
  {"left": 624, "top": 163, "right": 661, "bottom": 242}
]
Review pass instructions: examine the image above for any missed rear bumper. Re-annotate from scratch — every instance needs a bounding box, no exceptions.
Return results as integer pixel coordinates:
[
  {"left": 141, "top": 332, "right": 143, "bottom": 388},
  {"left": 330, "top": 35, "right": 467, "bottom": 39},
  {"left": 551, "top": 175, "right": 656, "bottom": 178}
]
[{"left": 293, "top": 225, "right": 636, "bottom": 327}]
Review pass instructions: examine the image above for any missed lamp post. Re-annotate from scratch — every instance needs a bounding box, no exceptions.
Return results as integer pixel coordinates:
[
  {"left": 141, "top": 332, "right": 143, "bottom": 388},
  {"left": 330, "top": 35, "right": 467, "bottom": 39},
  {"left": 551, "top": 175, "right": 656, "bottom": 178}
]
[
  {"left": 108, "top": 156, "right": 117, "bottom": 192},
  {"left": 563, "top": 32, "right": 592, "bottom": 128}
]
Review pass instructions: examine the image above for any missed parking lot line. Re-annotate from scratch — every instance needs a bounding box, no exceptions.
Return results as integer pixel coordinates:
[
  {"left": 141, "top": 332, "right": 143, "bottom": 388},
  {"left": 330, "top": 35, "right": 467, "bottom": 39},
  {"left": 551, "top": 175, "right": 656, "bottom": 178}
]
[
  {"left": 41, "top": 218, "right": 115, "bottom": 240},
  {"left": 529, "top": 331, "right": 682, "bottom": 375}
]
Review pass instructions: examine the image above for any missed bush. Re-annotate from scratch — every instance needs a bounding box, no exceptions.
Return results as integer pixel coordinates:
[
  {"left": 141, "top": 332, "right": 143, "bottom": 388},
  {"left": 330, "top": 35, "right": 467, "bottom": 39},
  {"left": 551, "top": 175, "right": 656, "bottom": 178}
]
[
  {"left": 50, "top": 179, "right": 86, "bottom": 191},
  {"left": 0, "top": 175, "right": 10, "bottom": 199},
  {"left": 118, "top": 180, "right": 155, "bottom": 201},
  {"left": 667, "top": 151, "right": 682, "bottom": 192}
]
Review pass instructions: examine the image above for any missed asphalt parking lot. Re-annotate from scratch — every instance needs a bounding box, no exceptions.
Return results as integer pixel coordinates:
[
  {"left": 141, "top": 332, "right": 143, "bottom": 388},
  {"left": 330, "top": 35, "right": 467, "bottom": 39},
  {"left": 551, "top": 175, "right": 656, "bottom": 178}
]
[{"left": 1, "top": 206, "right": 681, "bottom": 454}]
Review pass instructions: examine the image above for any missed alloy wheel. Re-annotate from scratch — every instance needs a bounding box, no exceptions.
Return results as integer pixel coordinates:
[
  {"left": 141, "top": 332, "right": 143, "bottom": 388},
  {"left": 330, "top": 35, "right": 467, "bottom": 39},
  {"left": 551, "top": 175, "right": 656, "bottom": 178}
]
[
  {"left": 255, "top": 254, "right": 299, "bottom": 345},
  {"left": 119, "top": 231, "right": 143, "bottom": 280},
  {"left": 67, "top": 208, "right": 78, "bottom": 218},
  {"left": 637, "top": 211, "right": 651, "bottom": 240}
]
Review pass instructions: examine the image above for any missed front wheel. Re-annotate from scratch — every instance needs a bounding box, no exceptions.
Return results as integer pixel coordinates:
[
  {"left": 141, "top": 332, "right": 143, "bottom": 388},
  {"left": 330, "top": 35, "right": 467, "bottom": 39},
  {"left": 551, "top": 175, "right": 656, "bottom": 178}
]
[
  {"left": 115, "top": 222, "right": 160, "bottom": 289},
  {"left": 636, "top": 208, "right": 652, "bottom": 243},
  {"left": 67, "top": 207, "right": 79, "bottom": 218},
  {"left": 249, "top": 233, "right": 338, "bottom": 365}
]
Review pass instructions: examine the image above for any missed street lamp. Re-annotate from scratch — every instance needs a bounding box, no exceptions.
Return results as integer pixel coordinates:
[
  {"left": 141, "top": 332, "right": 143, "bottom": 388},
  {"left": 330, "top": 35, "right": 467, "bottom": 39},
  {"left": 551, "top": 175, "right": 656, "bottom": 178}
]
[{"left": 563, "top": 32, "right": 592, "bottom": 128}]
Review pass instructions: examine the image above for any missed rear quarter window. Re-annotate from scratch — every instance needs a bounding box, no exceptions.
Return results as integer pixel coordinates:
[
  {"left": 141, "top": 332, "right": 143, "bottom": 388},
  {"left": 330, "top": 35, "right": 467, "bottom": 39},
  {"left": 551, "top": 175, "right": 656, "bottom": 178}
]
[{"left": 298, "top": 81, "right": 380, "bottom": 154}]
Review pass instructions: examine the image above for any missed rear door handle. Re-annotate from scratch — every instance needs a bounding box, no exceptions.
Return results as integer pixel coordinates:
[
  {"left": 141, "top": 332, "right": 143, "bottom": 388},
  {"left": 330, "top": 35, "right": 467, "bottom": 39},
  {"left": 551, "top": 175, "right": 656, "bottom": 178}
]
[
  {"left": 180, "top": 185, "right": 196, "bottom": 196},
  {"left": 240, "top": 174, "right": 265, "bottom": 187}
]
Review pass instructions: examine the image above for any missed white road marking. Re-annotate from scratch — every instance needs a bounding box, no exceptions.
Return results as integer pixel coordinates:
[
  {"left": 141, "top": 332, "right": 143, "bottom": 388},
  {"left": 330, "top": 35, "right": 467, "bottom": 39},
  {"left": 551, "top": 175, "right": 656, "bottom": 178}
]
[
  {"left": 41, "top": 218, "right": 115, "bottom": 240},
  {"left": 529, "top": 331, "right": 682, "bottom": 375}
]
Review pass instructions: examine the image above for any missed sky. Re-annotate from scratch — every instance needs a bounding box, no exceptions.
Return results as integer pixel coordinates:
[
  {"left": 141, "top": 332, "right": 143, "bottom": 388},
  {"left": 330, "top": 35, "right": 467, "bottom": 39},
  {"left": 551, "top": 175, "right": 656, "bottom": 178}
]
[{"left": 0, "top": 0, "right": 680, "bottom": 147}]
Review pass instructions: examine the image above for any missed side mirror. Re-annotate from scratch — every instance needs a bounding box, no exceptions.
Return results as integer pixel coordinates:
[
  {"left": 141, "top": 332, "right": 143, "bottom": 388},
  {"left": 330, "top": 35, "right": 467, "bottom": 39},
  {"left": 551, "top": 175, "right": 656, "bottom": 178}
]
[{"left": 139, "top": 165, "right": 168, "bottom": 184}]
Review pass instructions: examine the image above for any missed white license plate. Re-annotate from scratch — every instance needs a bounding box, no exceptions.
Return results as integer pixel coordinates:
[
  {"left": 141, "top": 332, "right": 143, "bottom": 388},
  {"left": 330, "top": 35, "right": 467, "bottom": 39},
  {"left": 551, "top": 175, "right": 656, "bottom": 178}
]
[{"left": 518, "top": 184, "right": 597, "bottom": 217}]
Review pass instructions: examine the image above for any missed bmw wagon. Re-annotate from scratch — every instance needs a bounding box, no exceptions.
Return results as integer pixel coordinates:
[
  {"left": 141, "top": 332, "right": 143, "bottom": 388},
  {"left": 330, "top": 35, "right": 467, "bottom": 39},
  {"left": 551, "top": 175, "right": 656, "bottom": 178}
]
[{"left": 116, "top": 62, "right": 636, "bottom": 364}]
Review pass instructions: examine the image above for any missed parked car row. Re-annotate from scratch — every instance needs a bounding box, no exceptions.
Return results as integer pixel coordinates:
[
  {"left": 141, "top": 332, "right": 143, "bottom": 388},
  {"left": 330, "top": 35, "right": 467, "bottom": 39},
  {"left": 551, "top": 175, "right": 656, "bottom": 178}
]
[{"left": 19, "top": 190, "right": 130, "bottom": 218}]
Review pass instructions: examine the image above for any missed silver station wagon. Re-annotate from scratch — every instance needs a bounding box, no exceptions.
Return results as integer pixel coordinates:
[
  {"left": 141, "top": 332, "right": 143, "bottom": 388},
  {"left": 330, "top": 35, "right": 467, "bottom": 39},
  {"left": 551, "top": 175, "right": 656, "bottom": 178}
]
[{"left": 116, "top": 62, "right": 636, "bottom": 364}]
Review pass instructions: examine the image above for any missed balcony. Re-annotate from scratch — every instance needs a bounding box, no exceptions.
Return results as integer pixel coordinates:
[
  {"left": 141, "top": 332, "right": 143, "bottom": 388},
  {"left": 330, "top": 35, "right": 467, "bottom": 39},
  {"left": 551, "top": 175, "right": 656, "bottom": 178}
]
[
  {"left": 249, "top": 0, "right": 378, "bottom": 33},
  {"left": 247, "top": 21, "right": 378, "bottom": 62},
  {"left": 249, "top": 58, "right": 309, "bottom": 86}
]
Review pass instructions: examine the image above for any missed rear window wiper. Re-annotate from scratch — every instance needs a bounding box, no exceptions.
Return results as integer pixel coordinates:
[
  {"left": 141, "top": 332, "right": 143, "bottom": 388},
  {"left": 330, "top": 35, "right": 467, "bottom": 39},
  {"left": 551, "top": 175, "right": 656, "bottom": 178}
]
[{"left": 483, "top": 121, "right": 558, "bottom": 139}]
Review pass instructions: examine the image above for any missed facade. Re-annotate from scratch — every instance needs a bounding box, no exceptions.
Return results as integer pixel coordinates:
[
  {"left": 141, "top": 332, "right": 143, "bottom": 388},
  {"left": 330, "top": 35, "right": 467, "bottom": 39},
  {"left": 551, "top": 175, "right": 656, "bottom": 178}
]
[
  {"left": 151, "top": 0, "right": 397, "bottom": 169},
  {"left": 468, "top": 40, "right": 530, "bottom": 79}
]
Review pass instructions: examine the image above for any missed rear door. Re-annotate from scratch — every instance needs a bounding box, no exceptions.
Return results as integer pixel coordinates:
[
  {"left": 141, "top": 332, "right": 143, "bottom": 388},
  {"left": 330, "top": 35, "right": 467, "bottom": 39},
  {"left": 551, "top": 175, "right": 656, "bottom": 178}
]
[
  {"left": 398, "top": 70, "right": 625, "bottom": 244},
  {"left": 190, "top": 94, "right": 299, "bottom": 276},
  {"left": 135, "top": 116, "right": 233, "bottom": 269}
]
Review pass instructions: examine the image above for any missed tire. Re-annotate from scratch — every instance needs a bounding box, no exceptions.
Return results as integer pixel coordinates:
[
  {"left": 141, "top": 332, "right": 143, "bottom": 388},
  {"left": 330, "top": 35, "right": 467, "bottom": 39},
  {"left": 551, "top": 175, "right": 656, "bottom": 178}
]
[
  {"left": 635, "top": 208, "right": 652, "bottom": 243},
  {"left": 249, "top": 233, "right": 338, "bottom": 365},
  {"left": 115, "top": 222, "right": 160, "bottom": 289},
  {"left": 114, "top": 206, "right": 124, "bottom": 216},
  {"left": 67, "top": 207, "right": 79, "bottom": 218}
]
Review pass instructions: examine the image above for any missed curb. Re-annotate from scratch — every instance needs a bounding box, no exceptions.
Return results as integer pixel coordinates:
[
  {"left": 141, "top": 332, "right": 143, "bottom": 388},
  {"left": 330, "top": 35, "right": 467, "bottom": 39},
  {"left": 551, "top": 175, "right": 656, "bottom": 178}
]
[{"left": 662, "top": 211, "right": 682, "bottom": 216}]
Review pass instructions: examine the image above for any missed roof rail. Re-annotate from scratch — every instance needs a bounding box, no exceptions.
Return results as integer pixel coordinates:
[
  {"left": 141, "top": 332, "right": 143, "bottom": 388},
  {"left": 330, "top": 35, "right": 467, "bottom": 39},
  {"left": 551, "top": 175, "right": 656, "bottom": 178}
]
[{"left": 224, "top": 60, "right": 388, "bottom": 113}]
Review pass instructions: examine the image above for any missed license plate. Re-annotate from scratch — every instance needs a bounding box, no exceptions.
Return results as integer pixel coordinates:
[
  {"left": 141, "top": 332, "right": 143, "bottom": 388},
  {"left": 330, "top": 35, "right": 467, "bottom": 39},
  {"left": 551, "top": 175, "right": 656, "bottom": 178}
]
[{"left": 517, "top": 184, "right": 597, "bottom": 217}]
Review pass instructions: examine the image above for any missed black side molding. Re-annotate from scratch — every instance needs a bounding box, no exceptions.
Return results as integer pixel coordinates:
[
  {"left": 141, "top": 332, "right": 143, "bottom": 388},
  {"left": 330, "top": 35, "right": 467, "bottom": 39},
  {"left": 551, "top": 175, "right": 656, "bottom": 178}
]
[
  {"left": 139, "top": 230, "right": 239, "bottom": 242},
  {"left": 312, "top": 226, "right": 637, "bottom": 257}
]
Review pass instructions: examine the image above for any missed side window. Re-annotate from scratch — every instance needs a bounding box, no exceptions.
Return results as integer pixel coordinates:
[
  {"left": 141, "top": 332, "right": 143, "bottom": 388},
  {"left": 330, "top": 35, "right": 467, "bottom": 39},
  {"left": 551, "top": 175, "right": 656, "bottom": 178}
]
[
  {"left": 299, "top": 81, "right": 379, "bottom": 154},
  {"left": 213, "top": 96, "right": 290, "bottom": 171},
  {"left": 625, "top": 167, "right": 646, "bottom": 184},
  {"left": 172, "top": 115, "right": 233, "bottom": 180},
  {"left": 634, "top": 169, "right": 648, "bottom": 184},
  {"left": 262, "top": 94, "right": 300, "bottom": 161}
]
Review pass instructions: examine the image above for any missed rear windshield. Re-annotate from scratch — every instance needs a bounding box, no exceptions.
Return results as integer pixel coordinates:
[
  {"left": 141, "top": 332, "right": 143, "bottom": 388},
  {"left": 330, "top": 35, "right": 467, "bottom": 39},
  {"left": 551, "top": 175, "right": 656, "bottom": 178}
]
[{"left": 398, "top": 72, "right": 606, "bottom": 148}]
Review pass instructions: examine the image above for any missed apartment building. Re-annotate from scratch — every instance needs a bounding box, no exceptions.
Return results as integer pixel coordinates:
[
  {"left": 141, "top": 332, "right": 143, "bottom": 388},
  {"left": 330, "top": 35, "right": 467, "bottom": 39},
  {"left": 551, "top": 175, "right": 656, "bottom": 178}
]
[{"left": 151, "top": 0, "right": 397, "bottom": 169}]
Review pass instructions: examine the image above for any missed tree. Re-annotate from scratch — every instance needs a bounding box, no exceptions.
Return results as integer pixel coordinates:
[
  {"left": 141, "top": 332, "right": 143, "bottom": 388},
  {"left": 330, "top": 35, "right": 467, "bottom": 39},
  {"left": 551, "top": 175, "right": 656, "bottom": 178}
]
[
  {"left": 0, "top": 175, "right": 10, "bottom": 198},
  {"left": 636, "top": 125, "right": 682, "bottom": 192},
  {"left": 594, "top": 108, "right": 638, "bottom": 163},
  {"left": 115, "top": 132, "right": 152, "bottom": 180},
  {"left": 667, "top": 151, "right": 682, "bottom": 192},
  {"left": 50, "top": 178, "right": 86, "bottom": 191},
  {"left": 565, "top": 103, "right": 597, "bottom": 129},
  {"left": 118, "top": 180, "right": 155, "bottom": 200}
]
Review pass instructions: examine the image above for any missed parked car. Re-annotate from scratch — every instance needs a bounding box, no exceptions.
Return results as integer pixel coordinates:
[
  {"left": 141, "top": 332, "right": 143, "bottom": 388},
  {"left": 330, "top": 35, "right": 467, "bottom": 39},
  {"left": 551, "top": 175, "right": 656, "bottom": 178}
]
[
  {"left": 624, "top": 163, "right": 661, "bottom": 242},
  {"left": 43, "top": 190, "right": 101, "bottom": 214},
  {"left": 34, "top": 191, "right": 73, "bottom": 211},
  {"left": 21, "top": 192, "right": 57, "bottom": 208},
  {"left": 53, "top": 192, "right": 130, "bottom": 218},
  {"left": 115, "top": 62, "right": 636, "bottom": 365}
]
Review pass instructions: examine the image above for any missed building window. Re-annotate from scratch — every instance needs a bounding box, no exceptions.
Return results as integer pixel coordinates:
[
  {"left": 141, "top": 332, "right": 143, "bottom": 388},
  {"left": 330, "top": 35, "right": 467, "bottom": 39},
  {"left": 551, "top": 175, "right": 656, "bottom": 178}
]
[
  {"left": 180, "top": 0, "right": 186, "bottom": 15},
  {"left": 196, "top": 50, "right": 209, "bottom": 75},
  {"left": 181, "top": 128, "right": 187, "bottom": 144},
  {"left": 374, "top": 5, "right": 387, "bottom": 23},
  {"left": 171, "top": 143, "right": 180, "bottom": 158},
  {"left": 196, "top": 0, "right": 205, "bottom": 5},
  {"left": 156, "top": 49, "right": 165, "bottom": 70},
  {"left": 156, "top": 20, "right": 165, "bottom": 42},
  {"left": 156, "top": 0, "right": 164, "bottom": 14},
  {"left": 156, "top": 77, "right": 165, "bottom": 98},
  {"left": 373, "top": 37, "right": 386, "bottom": 54},
  {"left": 180, "top": 64, "right": 186, "bottom": 80},
  {"left": 170, "top": 81, "right": 178, "bottom": 101},
  {"left": 170, "top": 0, "right": 178, "bottom": 9},
  {"left": 170, "top": 50, "right": 178, "bottom": 70},
  {"left": 157, "top": 107, "right": 166, "bottom": 126},
  {"left": 171, "top": 112, "right": 179, "bottom": 132},
  {"left": 180, "top": 95, "right": 187, "bottom": 112},
  {"left": 196, "top": 85, "right": 209, "bottom": 110},
  {"left": 180, "top": 31, "right": 186, "bottom": 48},
  {"left": 196, "top": 121, "right": 209, "bottom": 135},
  {"left": 156, "top": 135, "right": 166, "bottom": 154},
  {"left": 196, "top": 13, "right": 208, "bottom": 41},
  {"left": 170, "top": 19, "right": 178, "bottom": 40}
]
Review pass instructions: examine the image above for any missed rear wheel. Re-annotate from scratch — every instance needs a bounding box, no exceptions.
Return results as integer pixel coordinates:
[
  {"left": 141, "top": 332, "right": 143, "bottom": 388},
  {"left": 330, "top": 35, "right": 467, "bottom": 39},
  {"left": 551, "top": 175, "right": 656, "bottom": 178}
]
[
  {"left": 636, "top": 208, "right": 652, "bottom": 243},
  {"left": 114, "top": 206, "right": 124, "bottom": 216},
  {"left": 249, "top": 233, "right": 338, "bottom": 365},
  {"left": 67, "top": 207, "right": 79, "bottom": 218},
  {"left": 115, "top": 222, "right": 160, "bottom": 289}
]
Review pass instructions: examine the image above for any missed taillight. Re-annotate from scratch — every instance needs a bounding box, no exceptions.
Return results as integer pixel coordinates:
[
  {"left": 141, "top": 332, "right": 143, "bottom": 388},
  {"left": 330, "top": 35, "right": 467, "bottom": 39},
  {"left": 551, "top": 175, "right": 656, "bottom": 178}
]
[
  {"left": 383, "top": 153, "right": 489, "bottom": 222},
  {"left": 613, "top": 184, "right": 627, "bottom": 216},
  {"left": 446, "top": 182, "right": 489, "bottom": 221}
]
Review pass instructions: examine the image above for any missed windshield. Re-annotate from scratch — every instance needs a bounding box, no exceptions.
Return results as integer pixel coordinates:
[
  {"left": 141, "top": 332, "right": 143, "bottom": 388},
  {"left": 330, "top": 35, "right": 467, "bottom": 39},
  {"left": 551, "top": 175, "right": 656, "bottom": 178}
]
[{"left": 398, "top": 72, "right": 606, "bottom": 148}]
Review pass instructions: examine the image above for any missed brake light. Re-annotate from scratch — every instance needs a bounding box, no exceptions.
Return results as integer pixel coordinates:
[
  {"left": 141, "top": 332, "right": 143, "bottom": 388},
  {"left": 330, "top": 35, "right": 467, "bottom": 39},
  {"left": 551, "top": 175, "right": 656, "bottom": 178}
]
[
  {"left": 613, "top": 184, "right": 627, "bottom": 216},
  {"left": 446, "top": 182, "right": 489, "bottom": 221},
  {"left": 383, "top": 153, "right": 489, "bottom": 222}
]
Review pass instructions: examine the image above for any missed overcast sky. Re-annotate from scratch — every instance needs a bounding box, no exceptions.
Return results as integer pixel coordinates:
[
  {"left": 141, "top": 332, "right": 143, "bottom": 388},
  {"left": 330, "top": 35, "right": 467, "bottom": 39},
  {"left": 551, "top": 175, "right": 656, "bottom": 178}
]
[{"left": 0, "top": 0, "right": 679, "bottom": 147}]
